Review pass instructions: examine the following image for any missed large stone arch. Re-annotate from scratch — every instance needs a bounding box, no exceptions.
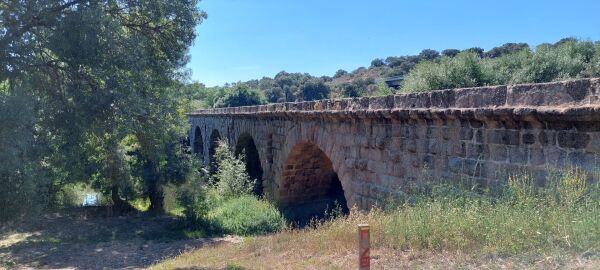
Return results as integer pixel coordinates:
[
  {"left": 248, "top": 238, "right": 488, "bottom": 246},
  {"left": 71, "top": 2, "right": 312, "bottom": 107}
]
[
  {"left": 235, "top": 132, "right": 264, "bottom": 196},
  {"left": 278, "top": 132, "right": 350, "bottom": 221},
  {"left": 193, "top": 126, "right": 204, "bottom": 158}
]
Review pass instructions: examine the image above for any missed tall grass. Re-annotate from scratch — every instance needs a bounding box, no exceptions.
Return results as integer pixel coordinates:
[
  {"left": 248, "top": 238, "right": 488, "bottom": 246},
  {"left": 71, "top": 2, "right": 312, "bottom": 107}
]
[
  {"left": 319, "top": 168, "right": 600, "bottom": 254},
  {"left": 154, "top": 168, "right": 599, "bottom": 269}
]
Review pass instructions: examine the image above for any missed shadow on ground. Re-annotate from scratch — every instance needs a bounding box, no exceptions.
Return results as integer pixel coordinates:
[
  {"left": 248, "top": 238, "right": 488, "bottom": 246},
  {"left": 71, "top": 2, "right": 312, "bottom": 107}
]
[{"left": 0, "top": 208, "right": 233, "bottom": 269}]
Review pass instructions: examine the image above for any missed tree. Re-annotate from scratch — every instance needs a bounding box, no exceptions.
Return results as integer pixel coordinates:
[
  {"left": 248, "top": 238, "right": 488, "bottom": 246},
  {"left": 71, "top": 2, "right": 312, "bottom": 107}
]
[
  {"left": 214, "top": 86, "right": 266, "bottom": 108},
  {"left": 0, "top": 0, "right": 205, "bottom": 215},
  {"left": 442, "top": 49, "right": 461, "bottom": 57},
  {"left": 463, "top": 47, "right": 484, "bottom": 58},
  {"left": 484, "top": 42, "right": 530, "bottom": 58},
  {"left": 300, "top": 78, "right": 330, "bottom": 101},
  {"left": 333, "top": 69, "right": 348, "bottom": 78},
  {"left": 419, "top": 49, "right": 440, "bottom": 60},
  {"left": 370, "top": 58, "right": 385, "bottom": 67}
]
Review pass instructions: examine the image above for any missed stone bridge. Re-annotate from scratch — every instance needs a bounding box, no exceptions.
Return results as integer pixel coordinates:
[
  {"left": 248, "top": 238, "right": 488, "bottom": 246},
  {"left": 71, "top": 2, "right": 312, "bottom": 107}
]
[{"left": 188, "top": 78, "right": 600, "bottom": 215}]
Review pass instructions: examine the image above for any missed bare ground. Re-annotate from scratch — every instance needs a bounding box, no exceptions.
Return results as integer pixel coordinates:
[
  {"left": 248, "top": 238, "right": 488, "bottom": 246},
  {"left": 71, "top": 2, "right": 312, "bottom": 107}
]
[{"left": 0, "top": 209, "right": 240, "bottom": 270}]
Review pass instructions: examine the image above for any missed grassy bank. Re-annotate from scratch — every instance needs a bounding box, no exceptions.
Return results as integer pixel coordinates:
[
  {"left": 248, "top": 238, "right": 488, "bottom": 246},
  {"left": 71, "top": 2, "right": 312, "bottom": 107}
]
[{"left": 153, "top": 170, "right": 600, "bottom": 269}]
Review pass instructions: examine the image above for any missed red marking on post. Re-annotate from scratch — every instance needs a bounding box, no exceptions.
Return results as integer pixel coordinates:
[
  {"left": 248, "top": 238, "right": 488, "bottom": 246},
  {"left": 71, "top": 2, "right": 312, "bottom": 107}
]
[
  {"left": 358, "top": 224, "right": 370, "bottom": 270},
  {"left": 360, "top": 247, "right": 370, "bottom": 267},
  {"left": 360, "top": 228, "right": 369, "bottom": 240}
]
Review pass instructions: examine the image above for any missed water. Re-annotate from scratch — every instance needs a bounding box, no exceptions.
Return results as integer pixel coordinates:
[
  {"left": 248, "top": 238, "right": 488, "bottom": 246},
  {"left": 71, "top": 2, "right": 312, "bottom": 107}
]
[{"left": 82, "top": 193, "right": 99, "bottom": 206}]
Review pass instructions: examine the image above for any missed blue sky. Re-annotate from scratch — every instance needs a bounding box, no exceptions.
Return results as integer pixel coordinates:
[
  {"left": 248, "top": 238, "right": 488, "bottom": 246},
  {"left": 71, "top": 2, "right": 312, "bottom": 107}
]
[{"left": 188, "top": 0, "right": 600, "bottom": 86}]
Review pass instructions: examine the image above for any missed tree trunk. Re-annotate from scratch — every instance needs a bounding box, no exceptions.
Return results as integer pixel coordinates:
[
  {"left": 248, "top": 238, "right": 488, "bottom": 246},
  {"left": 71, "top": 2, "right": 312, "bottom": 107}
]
[
  {"left": 110, "top": 185, "right": 128, "bottom": 215},
  {"left": 147, "top": 180, "right": 164, "bottom": 215}
]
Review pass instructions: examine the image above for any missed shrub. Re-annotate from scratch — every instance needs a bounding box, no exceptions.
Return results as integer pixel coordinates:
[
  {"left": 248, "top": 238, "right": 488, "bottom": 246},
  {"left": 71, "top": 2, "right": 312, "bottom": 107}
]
[
  {"left": 514, "top": 40, "right": 596, "bottom": 83},
  {"left": 177, "top": 169, "right": 210, "bottom": 223},
  {"left": 481, "top": 48, "right": 532, "bottom": 85},
  {"left": 401, "top": 52, "right": 485, "bottom": 93},
  {"left": 401, "top": 39, "right": 600, "bottom": 93},
  {"left": 209, "top": 195, "right": 286, "bottom": 235},
  {"left": 212, "top": 141, "right": 255, "bottom": 198},
  {"left": 213, "top": 86, "right": 266, "bottom": 108}
]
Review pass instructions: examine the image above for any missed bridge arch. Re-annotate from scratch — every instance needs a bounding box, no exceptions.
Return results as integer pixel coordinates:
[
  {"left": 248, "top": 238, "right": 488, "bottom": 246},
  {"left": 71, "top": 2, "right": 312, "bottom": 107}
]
[
  {"left": 235, "top": 133, "right": 264, "bottom": 196},
  {"left": 193, "top": 126, "right": 204, "bottom": 158},
  {"left": 279, "top": 141, "right": 349, "bottom": 221}
]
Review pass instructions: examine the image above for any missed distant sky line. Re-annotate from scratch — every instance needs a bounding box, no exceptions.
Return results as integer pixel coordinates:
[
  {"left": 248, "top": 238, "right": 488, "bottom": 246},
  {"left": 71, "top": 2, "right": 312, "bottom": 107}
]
[{"left": 186, "top": 0, "right": 600, "bottom": 87}]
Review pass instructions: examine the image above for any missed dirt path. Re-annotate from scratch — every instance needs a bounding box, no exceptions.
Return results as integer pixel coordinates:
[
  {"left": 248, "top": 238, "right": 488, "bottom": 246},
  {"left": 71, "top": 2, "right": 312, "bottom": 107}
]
[{"left": 0, "top": 210, "right": 240, "bottom": 269}]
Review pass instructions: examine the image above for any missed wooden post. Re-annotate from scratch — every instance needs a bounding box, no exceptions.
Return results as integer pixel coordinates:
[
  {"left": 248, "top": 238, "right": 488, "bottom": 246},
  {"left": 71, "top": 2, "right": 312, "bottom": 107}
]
[{"left": 358, "top": 224, "right": 370, "bottom": 270}]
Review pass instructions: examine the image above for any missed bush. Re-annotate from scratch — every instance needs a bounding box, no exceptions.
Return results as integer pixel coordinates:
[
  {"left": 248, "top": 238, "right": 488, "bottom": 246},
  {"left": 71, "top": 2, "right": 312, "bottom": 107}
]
[
  {"left": 213, "top": 86, "right": 266, "bottom": 108},
  {"left": 209, "top": 195, "right": 286, "bottom": 235},
  {"left": 401, "top": 39, "right": 600, "bottom": 93},
  {"left": 177, "top": 168, "right": 210, "bottom": 223},
  {"left": 514, "top": 40, "right": 596, "bottom": 83},
  {"left": 212, "top": 141, "right": 255, "bottom": 198},
  {"left": 401, "top": 52, "right": 485, "bottom": 93}
]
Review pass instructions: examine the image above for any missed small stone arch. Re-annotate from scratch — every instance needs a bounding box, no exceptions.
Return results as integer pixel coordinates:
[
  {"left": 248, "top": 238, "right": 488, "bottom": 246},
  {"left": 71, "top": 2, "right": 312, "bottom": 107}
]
[
  {"left": 209, "top": 129, "right": 222, "bottom": 173},
  {"left": 193, "top": 126, "right": 204, "bottom": 158},
  {"left": 279, "top": 141, "right": 349, "bottom": 222},
  {"left": 235, "top": 133, "right": 264, "bottom": 196}
]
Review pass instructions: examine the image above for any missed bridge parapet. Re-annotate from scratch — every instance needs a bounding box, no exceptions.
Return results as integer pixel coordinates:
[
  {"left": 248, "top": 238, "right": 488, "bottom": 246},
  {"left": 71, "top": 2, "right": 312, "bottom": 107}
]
[{"left": 189, "top": 78, "right": 600, "bottom": 122}]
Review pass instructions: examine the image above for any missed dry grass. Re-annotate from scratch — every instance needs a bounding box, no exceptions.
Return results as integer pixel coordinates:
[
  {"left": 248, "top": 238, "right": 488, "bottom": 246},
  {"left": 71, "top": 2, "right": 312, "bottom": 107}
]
[
  {"left": 152, "top": 209, "right": 599, "bottom": 269},
  {"left": 153, "top": 170, "right": 600, "bottom": 269}
]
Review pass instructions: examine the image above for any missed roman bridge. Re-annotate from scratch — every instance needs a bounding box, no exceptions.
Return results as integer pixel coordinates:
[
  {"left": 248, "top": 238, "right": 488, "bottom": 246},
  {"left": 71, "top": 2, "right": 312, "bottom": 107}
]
[{"left": 188, "top": 78, "right": 600, "bottom": 216}]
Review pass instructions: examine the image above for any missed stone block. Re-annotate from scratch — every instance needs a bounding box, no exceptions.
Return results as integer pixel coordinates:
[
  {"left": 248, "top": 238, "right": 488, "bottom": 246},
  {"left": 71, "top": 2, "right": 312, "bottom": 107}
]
[
  {"left": 454, "top": 85, "right": 507, "bottom": 108},
  {"left": 538, "top": 130, "right": 556, "bottom": 146},
  {"left": 489, "top": 145, "right": 508, "bottom": 162},
  {"left": 557, "top": 131, "right": 590, "bottom": 149},
  {"left": 522, "top": 132, "right": 536, "bottom": 145},
  {"left": 429, "top": 89, "right": 456, "bottom": 108},
  {"left": 508, "top": 145, "right": 529, "bottom": 164},
  {"left": 394, "top": 92, "right": 431, "bottom": 109},
  {"left": 459, "top": 128, "right": 474, "bottom": 140},
  {"left": 568, "top": 151, "right": 597, "bottom": 170},
  {"left": 448, "top": 157, "right": 464, "bottom": 173},
  {"left": 466, "top": 143, "right": 487, "bottom": 159},
  {"left": 529, "top": 147, "right": 545, "bottom": 166},
  {"left": 487, "top": 129, "right": 520, "bottom": 145},
  {"left": 507, "top": 79, "right": 591, "bottom": 106},
  {"left": 544, "top": 147, "right": 567, "bottom": 167}
]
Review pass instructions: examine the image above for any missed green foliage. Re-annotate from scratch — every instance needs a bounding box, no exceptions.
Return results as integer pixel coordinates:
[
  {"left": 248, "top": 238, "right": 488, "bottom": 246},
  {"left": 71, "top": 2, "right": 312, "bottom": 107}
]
[
  {"left": 208, "top": 195, "right": 286, "bottom": 235},
  {"left": 513, "top": 40, "right": 597, "bottom": 83},
  {"left": 370, "top": 58, "right": 385, "bottom": 67},
  {"left": 213, "top": 86, "right": 266, "bottom": 108},
  {"left": 177, "top": 173, "right": 210, "bottom": 223},
  {"left": 401, "top": 39, "right": 600, "bottom": 93},
  {"left": 333, "top": 69, "right": 348, "bottom": 78},
  {"left": 484, "top": 42, "right": 530, "bottom": 58},
  {"left": 372, "top": 82, "right": 395, "bottom": 96},
  {"left": 0, "top": 0, "right": 206, "bottom": 217},
  {"left": 401, "top": 52, "right": 484, "bottom": 92},
  {"left": 212, "top": 141, "right": 255, "bottom": 198},
  {"left": 0, "top": 91, "right": 48, "bottom": 221},
  {"left": 481, "top": 48, "right": 533, "bottom": 85},
  {"left": 441, "top": 49, "right": 461, "bottom": 57},
  {"left": 300, "top": 78, "right": 330, "bottom": 101}
]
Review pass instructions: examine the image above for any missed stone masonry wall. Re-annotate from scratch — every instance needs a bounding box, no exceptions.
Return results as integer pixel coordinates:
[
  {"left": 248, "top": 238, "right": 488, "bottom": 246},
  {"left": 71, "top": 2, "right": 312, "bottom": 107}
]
[{"left": 188, "top": 78, "right": 600, "bottom": 209}]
